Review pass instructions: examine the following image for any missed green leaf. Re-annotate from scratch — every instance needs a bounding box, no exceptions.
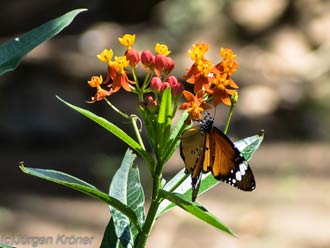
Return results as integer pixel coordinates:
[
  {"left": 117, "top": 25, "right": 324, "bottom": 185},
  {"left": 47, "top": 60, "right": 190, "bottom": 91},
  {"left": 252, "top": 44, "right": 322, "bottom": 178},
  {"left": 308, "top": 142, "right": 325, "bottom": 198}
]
[
  {"left": 109, "top": 150, "right": 135, "bottom": 246},
  {"left": 235, "top": 130, "right": 264, "bottom": 161},
  {"left": 157, "top": 87, "right": 172, "bottom": 125},
  {"left": 100, "top": 218, "right": 122, "bottom": 248},
  {"left": 157, "top": 131, "right": 264, "bottom": 216},
  {"left": 0, "top": 9, "right": 87, "bottom": 76},
  {"left": 159, "top": 190, "right": 235, "bottom": 236},
  {"left": 0, "top": 243, "right": 15, "bottom": 248},
  {"left": 57, "top": 96, "right": 154, "bottom": 172},
  {"left": 161, "top": 111, "right": 191, "bottom": 163},
  {"left": 108, "top": 149, "right": 144, "bottom": 247},
  {"left": 19, "top": 164, "right": 140, "bottom": 230},
  {"left": 127, "top": 167, "right": 145, "bottom": 238},
  {"left": 155, "top": 87, "right": 172, "bottom": 156}
]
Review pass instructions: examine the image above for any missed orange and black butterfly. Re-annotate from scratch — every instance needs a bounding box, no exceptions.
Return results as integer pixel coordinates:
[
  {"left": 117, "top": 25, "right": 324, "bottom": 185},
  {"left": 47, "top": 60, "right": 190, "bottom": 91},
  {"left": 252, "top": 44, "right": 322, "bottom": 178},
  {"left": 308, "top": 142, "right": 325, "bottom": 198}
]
[{"left": 180, "top": 114, "right": 255, "bottom": 201}]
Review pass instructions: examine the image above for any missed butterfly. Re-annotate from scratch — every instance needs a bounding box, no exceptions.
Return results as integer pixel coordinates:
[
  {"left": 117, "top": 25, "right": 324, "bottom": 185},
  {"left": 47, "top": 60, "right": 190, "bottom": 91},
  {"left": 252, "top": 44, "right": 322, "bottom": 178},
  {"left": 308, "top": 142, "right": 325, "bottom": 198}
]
[{"left": 180, "top": 114, "right": 256, "bottom": 201}]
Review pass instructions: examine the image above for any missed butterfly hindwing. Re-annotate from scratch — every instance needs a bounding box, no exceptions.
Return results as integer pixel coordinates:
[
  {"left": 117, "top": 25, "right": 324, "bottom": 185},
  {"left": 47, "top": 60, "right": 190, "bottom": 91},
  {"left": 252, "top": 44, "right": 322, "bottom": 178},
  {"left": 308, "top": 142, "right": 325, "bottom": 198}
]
[{"left": 211, "top": 127, "right": 256, "bottom": 191}]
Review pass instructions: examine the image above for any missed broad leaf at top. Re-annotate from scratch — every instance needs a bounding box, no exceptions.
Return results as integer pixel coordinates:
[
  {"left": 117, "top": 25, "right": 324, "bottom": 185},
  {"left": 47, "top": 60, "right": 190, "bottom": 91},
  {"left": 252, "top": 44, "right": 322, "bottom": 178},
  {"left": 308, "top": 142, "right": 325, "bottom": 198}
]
[{"left": 0, "top": 9, "right": 87, "bottom": 76}]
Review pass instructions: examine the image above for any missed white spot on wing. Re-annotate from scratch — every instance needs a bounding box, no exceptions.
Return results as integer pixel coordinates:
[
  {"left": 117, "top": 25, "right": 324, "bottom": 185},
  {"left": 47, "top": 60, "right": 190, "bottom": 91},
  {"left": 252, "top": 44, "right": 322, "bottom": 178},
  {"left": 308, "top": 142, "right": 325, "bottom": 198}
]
[
  {"left": 235, "top": 171, "right": 242, "bottom": 181},
  {"left": 239, "top": 163, "right": 246, "bottom": 176}
]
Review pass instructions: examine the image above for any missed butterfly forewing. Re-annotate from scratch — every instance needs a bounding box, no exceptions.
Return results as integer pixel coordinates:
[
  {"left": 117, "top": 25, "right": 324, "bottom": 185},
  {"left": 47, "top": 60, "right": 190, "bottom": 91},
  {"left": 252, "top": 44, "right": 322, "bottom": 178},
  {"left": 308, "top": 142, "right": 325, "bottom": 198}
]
[
  {"left": 202, "top": 132, "right": 212, "bottom": 173},
  {"left": 180, "top": 126, "right": 205, "bottom": 171}
]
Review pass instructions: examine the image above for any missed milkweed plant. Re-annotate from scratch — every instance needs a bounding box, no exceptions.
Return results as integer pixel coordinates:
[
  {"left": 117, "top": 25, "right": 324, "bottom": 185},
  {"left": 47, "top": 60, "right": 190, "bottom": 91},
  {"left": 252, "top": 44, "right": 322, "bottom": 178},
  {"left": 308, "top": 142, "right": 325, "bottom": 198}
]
[{"left": 0, "top": 9, "right": 263, "bottom": 248}]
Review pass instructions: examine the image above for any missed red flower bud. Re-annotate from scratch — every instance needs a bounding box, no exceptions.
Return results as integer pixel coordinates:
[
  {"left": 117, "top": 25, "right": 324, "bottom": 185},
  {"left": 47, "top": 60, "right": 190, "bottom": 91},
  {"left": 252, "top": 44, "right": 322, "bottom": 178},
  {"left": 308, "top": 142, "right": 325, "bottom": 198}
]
[
  {"left": 125, "top": 48, "right": 140, "bottom": 66},
  {"left": 166, "top": 75, "right": 178, "bottom": 87},
  {"left": 141, "top": 50, "right": 155, "bottom": 68},
  {"left": 139, "top": 95, "right": 158, "bottom": 113},
  {"left": 164, "top": 57, "right": 175, "bottom": 74},
  {"left": 166, "top": 75, "right": 184, "bottom": 96},
  {"left": 150, "top": 77, "right": 163, "bottom": 93},
  {"left": 161, "top": 81, "right": 170, "bottom": 92},
  {"left": 155, "top": 54, "right": 167, "bottom": 73}
]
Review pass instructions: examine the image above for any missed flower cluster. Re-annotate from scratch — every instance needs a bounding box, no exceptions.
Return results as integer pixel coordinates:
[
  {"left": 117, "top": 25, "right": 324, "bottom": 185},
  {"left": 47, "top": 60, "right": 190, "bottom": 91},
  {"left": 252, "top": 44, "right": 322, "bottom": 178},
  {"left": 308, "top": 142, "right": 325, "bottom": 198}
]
[
  {"left": 87, "top": 34, "right": 184, "bottom": 110},
  {"left": 86, "top": 34, "right": 240, "bottom": 122},
  {"left": 180, "top": 43, "right": 239, "bottom": 120}
]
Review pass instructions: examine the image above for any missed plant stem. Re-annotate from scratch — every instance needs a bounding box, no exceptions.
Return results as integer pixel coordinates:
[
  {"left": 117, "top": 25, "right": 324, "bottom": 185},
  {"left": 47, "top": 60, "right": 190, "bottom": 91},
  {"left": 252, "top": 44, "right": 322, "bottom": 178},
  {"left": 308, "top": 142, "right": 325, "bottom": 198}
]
[
  {"left": 223, "top": 104, "right": 234, "bottom": 135},
  {"left": 136, "top": 162, "right": 163, "bottom": 247},
  {"left": 130, "top": 114, "right": 145, "bottom": 150},
  {"left": 104, "top": 98, "right": 130, "bottom": 119},
  {"left": 104, "top": 98, "right": 146, "bottom": 150}
]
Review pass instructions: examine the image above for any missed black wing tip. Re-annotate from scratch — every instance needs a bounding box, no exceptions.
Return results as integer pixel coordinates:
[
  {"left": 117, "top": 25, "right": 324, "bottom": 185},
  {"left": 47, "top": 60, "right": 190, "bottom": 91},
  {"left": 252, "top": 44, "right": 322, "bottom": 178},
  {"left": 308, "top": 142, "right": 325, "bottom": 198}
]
[{"left": 258, "top": 129, "right": 265, "bottom": 136}]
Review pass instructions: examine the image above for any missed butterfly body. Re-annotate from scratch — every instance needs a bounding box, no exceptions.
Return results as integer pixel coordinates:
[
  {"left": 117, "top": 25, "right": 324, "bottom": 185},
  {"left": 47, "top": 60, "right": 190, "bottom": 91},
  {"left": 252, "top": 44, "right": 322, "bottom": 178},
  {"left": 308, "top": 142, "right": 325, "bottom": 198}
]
[{"left": 180, "top": 116, "right": 255, "bottom": 201}]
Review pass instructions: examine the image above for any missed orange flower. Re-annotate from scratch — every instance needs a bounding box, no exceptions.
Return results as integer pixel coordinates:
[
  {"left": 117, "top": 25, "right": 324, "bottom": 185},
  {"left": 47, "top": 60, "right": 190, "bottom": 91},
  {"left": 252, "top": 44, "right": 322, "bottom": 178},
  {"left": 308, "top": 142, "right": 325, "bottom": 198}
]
[
  {"left": 180, "top": 90, "right": 211, "bottom": 120},
  {"left": 215, "top": 48, "right": 238, "bottom": 75},
  {"left": 184, "top": 59, "right": 216, "bottom": 93},
  {"left": 107, "top": 63, "right": 135, "bottom": 92},
  {"left": 87, "top": 75, "right": 112, "bottom": 103},
  {"left": 206, "top": 73, "right": 238, "bottom": 106}
]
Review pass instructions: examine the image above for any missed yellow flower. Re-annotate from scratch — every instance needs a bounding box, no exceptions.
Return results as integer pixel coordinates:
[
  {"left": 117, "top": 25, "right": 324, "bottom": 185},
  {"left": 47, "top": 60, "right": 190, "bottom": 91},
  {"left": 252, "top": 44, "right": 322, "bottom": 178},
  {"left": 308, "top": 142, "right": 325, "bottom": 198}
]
[
  {"left": 155, "top": 43, "right": 171, "bottom": 56},
  {"left": 118, "top": 34, "right": 136, "bottom": 49},
  {"left": 97, "top": 49, "right": 113, "bottom": 63},
  {"left": 88, "top": 75, "right": 103, "bottom": 88},
  {"left": 111, "top": 56, "right": 130, "bottom": 74},
  {"left": 220, "top": 48, "right": 236, "bottom": 61},
  {"left": 188, "top": 42, "right": 208, "bottom": 62},
  {"left": 196, "top": 59, "right": 214, "bottom": 77}
]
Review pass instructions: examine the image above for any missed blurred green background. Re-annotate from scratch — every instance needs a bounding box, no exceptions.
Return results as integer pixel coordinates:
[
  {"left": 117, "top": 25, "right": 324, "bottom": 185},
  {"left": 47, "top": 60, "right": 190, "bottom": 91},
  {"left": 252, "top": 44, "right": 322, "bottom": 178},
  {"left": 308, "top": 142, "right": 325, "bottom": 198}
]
[{"left": 1, "top": 0, "right": 330, "bottom": 247}]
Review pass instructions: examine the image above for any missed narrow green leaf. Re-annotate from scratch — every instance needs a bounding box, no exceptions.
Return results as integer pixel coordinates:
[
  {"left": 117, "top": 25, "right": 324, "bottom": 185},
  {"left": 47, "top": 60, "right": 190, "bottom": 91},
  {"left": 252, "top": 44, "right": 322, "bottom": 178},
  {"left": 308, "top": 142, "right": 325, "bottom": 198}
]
[
  {"left": 155, "top": 87, "right": 172, "bottom": 155},
  {"left": 161, "top": 111, "right": 191, "bottom": 163},
  {"left": 57, "top": 96, "right": 154, "bottom": 172},
  {"left": 157, "top": 87, "right": 172, "bottom": 125},
  {"left": 19, "top": 165, "right": 140, "bottom": 230},
  {"left": 0, "top": 9, "right": 87, "bottom": 76},
  {"left": 159, "top": 190, "right": 235, "bottom": 236},
  {"left": 235, "top": 130, "right": 264, "bottom": 161},
  {"left": 157, "top": 131, "right": 264, "bottom": 216}
]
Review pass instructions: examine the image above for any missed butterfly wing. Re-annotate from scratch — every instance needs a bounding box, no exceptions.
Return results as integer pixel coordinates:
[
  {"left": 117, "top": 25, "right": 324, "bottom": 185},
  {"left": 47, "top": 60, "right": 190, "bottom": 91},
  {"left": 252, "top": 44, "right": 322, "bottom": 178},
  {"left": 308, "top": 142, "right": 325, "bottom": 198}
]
[
  {"left": 210, "top": 127, "right": 256, "bottom": 191},
  {"left": 180, "top": 125, "right": 206, "bottom": 200}
]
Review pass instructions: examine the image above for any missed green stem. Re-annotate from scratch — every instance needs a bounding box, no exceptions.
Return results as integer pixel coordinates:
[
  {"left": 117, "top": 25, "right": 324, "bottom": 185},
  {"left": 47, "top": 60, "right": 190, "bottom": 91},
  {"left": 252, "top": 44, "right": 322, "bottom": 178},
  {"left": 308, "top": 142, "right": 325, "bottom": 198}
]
[
  {"left": 136, "top": 162, "right": 163, "bottom": 247},
  {"left": 130, "top": 114, "right": 145, "bottom": 150},
  {"left": 131, "top": 66, "right": 139, "bottom": 90},
  {"left": 104, "top": 98, "right": 146, "bottom": 150},
  {"left": 223, "top": 104, "right": 234, "bottom": 135},
  {"left": 104, "top": 98, "right": 130, "bottom": 119}
]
